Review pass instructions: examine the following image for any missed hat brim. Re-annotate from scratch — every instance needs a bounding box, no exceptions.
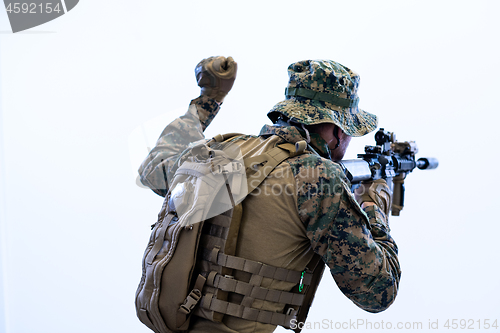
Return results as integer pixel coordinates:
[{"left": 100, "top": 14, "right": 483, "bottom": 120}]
[{"left": 268, "top": 97, "right": 378, "bottom": 137}]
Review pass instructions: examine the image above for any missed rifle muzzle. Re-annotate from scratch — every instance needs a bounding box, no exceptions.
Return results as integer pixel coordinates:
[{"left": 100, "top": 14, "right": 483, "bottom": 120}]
[{"left": 416, "top": 158, "right": 439, "bottom": 170}]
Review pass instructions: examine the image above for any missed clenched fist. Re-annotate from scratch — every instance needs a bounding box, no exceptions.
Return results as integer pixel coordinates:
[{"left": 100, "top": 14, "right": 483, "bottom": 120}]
[{"left": 195, "top": 56, "right": 237, "bottom": 103}]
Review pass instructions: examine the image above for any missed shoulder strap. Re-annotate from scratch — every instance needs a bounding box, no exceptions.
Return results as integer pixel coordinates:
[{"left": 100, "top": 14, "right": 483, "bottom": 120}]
[
  {"left": 244, "top": 140, "right": 308, "bottom": 194},
  {"left": 211, "top": 133, "right": 245, "bottom": 144}
]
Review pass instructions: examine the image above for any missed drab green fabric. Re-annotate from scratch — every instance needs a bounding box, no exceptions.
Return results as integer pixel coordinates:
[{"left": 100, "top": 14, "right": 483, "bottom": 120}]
[{"left": 285, "top": 87, "right": 359, "bottom": 108}]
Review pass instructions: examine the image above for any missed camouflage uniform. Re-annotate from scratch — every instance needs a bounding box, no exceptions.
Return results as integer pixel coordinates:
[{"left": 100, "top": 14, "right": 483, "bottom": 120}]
[
  {"left": 140, "top": 105, "right": 400, "bottom": 333},
  {"left": 139, "top": 60, "right": 401, "bottom": 333}
]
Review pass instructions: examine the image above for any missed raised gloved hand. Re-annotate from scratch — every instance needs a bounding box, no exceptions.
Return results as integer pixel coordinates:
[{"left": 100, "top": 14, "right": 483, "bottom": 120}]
[
  {"left": 195, "top": 56, "right": 237, "bottom": 103},
  {"left": 354, "top": 179, "right": 393, "bottom": 217}
]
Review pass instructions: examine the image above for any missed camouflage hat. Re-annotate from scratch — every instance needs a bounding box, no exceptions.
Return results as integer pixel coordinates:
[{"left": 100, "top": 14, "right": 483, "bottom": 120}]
[{"left": 268, "top": 60, "right": 378, "bottom": 137}]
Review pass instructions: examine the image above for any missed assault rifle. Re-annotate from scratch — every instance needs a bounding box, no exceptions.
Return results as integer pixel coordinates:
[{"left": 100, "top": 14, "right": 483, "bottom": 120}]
[{"left": 338, "top": 128, "right": 438, "bottom": 216}]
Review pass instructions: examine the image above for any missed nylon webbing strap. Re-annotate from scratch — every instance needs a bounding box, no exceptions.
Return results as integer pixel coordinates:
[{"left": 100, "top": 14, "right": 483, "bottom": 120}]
[
  {"left": 146, "top": 213, "right": 175, "bottom": 265},
  {"left": 277, "top": 142, "right": 307, "bottom": 158},
  {"left": 176, "top": 274, "right": 207, "bottom": 330},
  {"left": 240, "top": 273, "right": 262, "bottom": 308},
  {"left": 210, "top": 248, "right": 313, "bottom": 285},
  {"left": 202, "top": 221, "right": 230, "bottom": 240},
  {"left": 224, "top": 203, "right": 242, "bottom": 257},
  {"left": 212, "top": 133, "right": 245, "bottom": 143},
  {"left": 200, "top": 294, "right": 297, "bottom": 328},
  {"left": 208, "top": 273, "right": 305, "bottom": 306},
  {"left": 244, "top": 143, "right": 303, "bottom": 194},
  {"left": 285, "top": 87, "right": 359, "bottom": 108}
]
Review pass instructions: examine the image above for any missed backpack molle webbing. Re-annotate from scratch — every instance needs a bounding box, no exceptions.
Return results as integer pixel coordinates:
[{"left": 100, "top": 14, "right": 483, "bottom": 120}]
[{"left": 195, "top": 246, "right": 320, "bottom": 328}]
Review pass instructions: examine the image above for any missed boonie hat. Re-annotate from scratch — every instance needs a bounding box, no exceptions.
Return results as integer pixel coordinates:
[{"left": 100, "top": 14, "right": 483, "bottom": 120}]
[{"left": 268, "top": 60, "right": 378, "bottom": 137}]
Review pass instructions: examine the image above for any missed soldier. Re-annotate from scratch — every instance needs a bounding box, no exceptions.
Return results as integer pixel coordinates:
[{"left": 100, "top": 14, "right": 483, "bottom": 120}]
[{"left": 138, "top": 57, "right": 401, "bottom": 333}]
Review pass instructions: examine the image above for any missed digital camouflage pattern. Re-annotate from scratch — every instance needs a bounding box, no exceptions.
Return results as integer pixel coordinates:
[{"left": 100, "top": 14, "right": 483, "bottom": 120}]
[
  {"left": 268, "top": 60, "right": 378, "bottom": 137},
  {"left": 260, "top": 124, "right": 400, "bottom": 312},
  {"left": 139, "top": 95, "right": 401, "bottom": 318}
]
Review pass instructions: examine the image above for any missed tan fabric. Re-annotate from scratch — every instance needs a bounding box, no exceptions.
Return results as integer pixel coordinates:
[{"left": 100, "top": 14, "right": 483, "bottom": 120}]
[{"left": 190, "top": 136, "right": 315, "bottom": 333}]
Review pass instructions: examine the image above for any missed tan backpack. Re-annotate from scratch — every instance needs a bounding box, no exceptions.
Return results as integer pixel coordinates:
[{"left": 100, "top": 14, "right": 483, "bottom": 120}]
[{"left": 135, "top": 133, "right": 325, "bottom": 333}]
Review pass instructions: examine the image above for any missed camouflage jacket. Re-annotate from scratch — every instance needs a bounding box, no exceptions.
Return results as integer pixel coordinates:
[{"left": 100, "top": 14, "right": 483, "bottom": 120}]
[{"left": 139, "top": 96, "right": 401, "bottom": 314}]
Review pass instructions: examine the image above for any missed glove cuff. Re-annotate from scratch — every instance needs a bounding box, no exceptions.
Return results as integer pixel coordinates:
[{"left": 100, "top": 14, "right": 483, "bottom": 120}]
[{"left": 189, "top": 95, "right": 220, "bottom": 131}]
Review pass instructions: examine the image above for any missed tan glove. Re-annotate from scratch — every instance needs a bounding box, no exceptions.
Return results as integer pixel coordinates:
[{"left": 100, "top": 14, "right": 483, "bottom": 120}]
[
  {"left": 195, "top": 56, "right": 237, "bottom": 103},
  {"left": 354, "top": 179, "right": 392, "bottom": 217}
]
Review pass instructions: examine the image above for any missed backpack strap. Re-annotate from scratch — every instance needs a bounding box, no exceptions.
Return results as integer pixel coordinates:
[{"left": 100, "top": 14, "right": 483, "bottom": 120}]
[
  {"left": 244, "top": 140, "right": 308, "bottom": 194},
  {"left": 200, "top": 294, "right": 298, "bottom": 327},
  {"left": 207, "top": 273, "right": 305, "bottom": 305},
  {"left": 211, "top": 133, "right": 245, "bottom": 144},
  {"left": 206, "top": 248, "right": 314, "bottom": 285},
  {"left": 176, "top": 273, "right": 207, "bottom": 330}
]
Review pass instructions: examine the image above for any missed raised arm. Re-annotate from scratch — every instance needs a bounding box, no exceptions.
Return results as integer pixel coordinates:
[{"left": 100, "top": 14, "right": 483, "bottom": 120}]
[{"left": 138, "top": 56, "right": 237, "bottom": 196}]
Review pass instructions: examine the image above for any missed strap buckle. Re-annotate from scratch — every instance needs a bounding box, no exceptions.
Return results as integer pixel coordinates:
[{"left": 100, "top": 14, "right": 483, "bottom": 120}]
[
  {"left": 179, "top": 289, "right": 202, "bottom": 314},
  {"left": 211, "top": 162, "right": 242, "bottom": 175}
]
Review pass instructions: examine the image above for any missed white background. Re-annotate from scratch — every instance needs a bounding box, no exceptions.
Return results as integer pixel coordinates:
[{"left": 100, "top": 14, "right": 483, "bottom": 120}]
[{"left": 1, "top": 1, "right": 499, "bottom": 332}]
